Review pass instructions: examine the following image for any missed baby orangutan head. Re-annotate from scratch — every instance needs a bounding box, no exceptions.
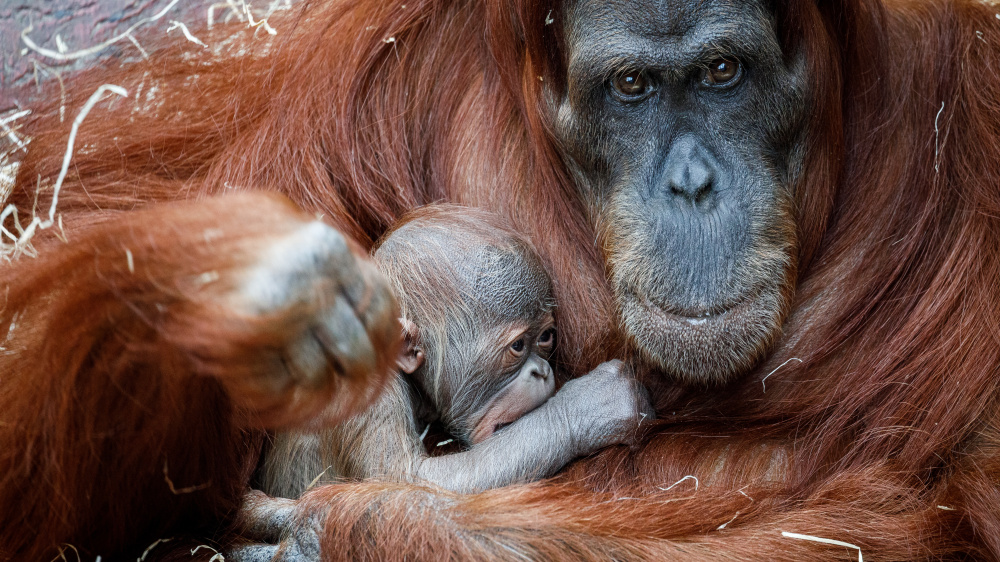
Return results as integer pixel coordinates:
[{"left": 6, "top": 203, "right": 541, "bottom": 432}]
[{"left": 373, "top": 205, "right": 556, "bottom": 445}]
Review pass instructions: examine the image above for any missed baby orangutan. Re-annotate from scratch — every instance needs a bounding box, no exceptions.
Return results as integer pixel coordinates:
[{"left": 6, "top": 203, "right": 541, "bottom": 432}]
[{"left": 257, "top": 205, "right": 653, "bottom": 496}]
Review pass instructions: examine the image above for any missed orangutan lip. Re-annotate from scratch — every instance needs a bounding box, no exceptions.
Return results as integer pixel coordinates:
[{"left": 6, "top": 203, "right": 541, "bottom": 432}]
[
  {"left": 639, "top": 295, "right": 752, "bottom": 329},
  {"left": 677, "top": 310, "right": 720, "bottom": 325},
  {"left": 474, "top": 412, "right": 520, "bottom": 443}
]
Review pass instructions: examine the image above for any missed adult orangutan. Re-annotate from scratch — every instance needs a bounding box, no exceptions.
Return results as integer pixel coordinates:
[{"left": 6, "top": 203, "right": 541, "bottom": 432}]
[{"left": 3, "top": 0, "right": 1000, "bottom": 560}]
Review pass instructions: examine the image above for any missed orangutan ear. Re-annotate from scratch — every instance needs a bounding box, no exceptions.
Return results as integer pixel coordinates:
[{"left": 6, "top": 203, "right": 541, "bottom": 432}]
[{"left": 396, "top": 318, "right": 425, "bottom": 374}]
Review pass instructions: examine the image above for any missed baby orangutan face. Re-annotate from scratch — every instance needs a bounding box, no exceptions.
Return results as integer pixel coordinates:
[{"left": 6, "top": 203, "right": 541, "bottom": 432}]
[
  {"left": 392, "top": 232, "right": 559, "bottom": 447},
  {"left": 467, "top": 313, "right": 556, "bottom": 444},
  {"left": 396, "top": 309, "right": 557, "bottom": 446}
]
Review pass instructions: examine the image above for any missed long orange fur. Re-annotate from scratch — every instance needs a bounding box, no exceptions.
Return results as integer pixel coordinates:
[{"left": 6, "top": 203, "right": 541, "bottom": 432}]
[{"left": 3, "top": 0, "right": 1000, "bottom": 559}]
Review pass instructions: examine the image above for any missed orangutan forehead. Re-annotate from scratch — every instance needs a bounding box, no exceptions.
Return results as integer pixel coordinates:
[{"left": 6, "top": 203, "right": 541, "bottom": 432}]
[
  {"left": 564, "top": 0, "right": 778, "bottom": 75},
  {"left": 566, "top": 0, "right": 772, "bottom": 35}
]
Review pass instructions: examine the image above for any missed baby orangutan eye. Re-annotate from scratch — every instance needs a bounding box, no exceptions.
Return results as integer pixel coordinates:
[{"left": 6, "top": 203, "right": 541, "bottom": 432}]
[
  {"left": 510, "top": 337, "right": 526, "bottom": 355},
  {"left": 537, "top": 327, "right": 555, "bottom": 349}
]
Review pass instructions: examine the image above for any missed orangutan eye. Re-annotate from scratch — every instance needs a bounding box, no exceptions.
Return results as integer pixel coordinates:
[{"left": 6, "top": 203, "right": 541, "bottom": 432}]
[
  {"left": 611, "top": 70, "right": 653, "bottom": 100},
  {"left": 537, "top": 328, "right": 555, "bottom": 348},
  {"left": 702, "top": 57, "right": 742, "bottom": 87},
  {"left": 510, "top": 337, "right": 526, "bottom": 355}
]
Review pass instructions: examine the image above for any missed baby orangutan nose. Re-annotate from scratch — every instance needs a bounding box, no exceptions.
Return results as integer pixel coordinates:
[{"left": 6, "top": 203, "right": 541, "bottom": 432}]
[
  {"left": 524, "top": 355, "right": 555, "bottom": 396},
  {"left": 530, "top": 355, "right": 553, "bottom": 381}
]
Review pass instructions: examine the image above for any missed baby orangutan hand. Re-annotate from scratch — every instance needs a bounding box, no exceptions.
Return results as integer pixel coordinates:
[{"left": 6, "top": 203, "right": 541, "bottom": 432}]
[{"left": 546, "top": 359, "right": 655, "bottom": 456}]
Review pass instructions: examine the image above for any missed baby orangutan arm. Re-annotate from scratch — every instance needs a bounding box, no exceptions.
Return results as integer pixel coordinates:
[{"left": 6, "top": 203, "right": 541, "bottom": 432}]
[
  {"left": 257, "top": 372, "right": 426, "bottom": 499},
  {"left": 258, "top": 359, "right": 652, "bottom": 498},
  {"left": 235, "top": 360, "right": 652, "bottom": 561},
  {"left": 415, "top": 359, "right": 653, "bottom": 492}
]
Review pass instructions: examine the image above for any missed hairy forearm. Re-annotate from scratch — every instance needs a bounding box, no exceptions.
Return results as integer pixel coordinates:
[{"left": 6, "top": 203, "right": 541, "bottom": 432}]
[
  {"left": 415, "top": 360, "right": 652, "bottom": 493},
  {"left": 414, "top": 402, "right": 574, "bottom": 493},
  {"left": 321, "top": 375, "right": 426, "bottom": 482}
]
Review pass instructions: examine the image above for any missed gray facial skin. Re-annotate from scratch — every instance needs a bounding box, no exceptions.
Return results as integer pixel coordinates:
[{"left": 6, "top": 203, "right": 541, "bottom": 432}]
[{"left": 554, "top": 0, "right": 810, "bottom": 385}]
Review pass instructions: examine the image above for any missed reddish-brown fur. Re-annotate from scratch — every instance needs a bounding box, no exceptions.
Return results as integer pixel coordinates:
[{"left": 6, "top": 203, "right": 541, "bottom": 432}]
[
  {"left": 0, "top": 193, "right": 398, "bottom": 560},
  {"left": 4, "top": 0, "right": 1000, "bottom": 559}
]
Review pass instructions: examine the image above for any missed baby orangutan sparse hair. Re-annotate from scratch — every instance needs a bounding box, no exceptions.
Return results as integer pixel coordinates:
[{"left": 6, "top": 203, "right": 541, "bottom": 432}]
[
  {"left": 257, "top": 205, "right": 652, "bottom": 495},
  {"left": 380, "top": 206, "right": 557, "bottom": 445}
]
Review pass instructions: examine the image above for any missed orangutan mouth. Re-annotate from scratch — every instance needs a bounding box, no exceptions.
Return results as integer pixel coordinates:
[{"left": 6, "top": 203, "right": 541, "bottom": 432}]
[{"left": 639, "top": 293, "right": 758, "bottom": 333}]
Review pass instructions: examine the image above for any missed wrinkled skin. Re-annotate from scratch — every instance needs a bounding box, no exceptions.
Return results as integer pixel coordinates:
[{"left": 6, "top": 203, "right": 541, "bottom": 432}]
[
  {"left": 555, "top": 0, "right": 807, "bottom": 384},
  {"left": 225, "top": 217, "right": 401, "bottom": 429},
  {"left": 256, "top": 209, "right": 654, "bottom": 501}
]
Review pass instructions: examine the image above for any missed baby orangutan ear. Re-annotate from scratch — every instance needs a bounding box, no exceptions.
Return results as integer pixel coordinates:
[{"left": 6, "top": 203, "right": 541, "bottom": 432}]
[{"left": 396, "top": 318, "right": 425, "bottom": 374}]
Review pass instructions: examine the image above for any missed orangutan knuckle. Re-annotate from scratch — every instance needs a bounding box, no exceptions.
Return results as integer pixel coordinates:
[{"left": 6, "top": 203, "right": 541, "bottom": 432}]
[{"left": 235, "top": 221, "right": 353, "bottom": 315}]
